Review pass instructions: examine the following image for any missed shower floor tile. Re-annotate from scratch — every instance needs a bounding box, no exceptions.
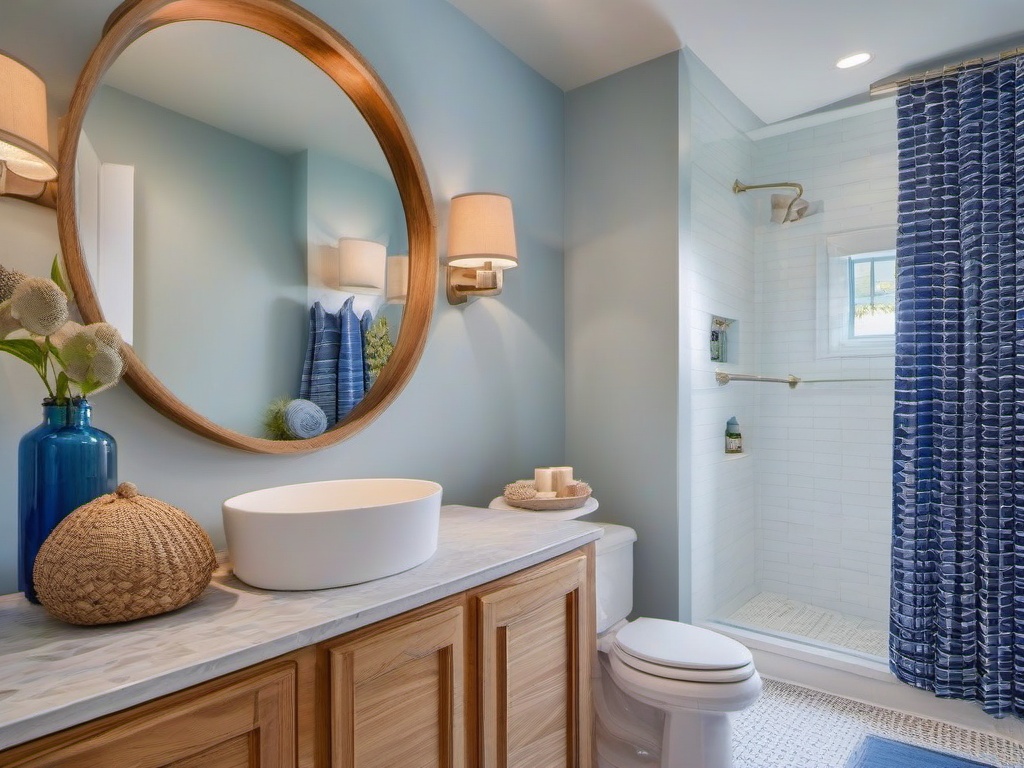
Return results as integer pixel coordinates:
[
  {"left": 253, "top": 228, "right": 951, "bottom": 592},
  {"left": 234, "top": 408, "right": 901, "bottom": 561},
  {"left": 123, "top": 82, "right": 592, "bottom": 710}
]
[
  {"left": 725, "top": 592, "right": 888, "bottom": 658},
  {"left": 734, "top": 678, "right": 1024, "bottom": 768}
]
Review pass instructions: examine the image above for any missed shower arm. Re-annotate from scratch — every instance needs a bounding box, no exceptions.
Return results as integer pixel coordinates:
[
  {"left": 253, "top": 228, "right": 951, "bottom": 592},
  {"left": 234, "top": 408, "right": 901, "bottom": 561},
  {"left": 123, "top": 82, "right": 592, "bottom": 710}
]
[{"left": 732, "top": 179, "right": 804, "bottom": 222}]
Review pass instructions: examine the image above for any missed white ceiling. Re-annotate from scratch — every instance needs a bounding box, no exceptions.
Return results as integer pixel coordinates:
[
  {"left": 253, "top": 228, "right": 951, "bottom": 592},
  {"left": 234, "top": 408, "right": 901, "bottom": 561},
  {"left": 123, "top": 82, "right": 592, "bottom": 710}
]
[{"left": 445, "top": 0, "right": 1024, "bottom": 125}]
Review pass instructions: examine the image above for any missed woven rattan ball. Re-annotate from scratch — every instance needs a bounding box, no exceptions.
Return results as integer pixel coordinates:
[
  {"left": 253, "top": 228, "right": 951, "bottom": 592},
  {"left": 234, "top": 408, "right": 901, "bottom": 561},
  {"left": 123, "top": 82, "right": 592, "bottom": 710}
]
[{"left": 33, "top": 482, "right": 217, "bottom": 625}]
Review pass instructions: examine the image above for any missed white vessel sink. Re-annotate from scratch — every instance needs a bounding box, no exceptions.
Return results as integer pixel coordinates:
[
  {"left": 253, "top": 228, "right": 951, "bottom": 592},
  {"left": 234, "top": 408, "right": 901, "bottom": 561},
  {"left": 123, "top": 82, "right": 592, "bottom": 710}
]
[{"left": 222, "top": 478, "right": 442, "bottom": 590}]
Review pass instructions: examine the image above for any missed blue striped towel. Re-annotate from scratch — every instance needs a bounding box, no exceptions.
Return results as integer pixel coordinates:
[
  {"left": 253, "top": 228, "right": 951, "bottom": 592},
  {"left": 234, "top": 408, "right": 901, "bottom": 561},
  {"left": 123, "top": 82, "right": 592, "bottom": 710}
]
[
  {"left": 299, "top": 302, "right": 339, "bottom": 424},
  {"left": 336, "top": 297, "right": 366, "bottom": 421}
]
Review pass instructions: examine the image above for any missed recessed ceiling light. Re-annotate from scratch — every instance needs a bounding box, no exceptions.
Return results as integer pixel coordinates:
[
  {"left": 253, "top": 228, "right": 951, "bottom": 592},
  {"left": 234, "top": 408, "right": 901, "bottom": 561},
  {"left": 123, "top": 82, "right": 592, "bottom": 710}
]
[{"left": 836, "top": 52, "right": 872, "bottom": 69}]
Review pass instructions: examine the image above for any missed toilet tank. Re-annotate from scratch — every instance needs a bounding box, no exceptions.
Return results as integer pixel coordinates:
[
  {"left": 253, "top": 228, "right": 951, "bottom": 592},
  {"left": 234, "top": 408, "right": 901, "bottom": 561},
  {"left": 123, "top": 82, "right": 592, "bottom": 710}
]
[{"left": 595, "top": 523, "right": 637, "bottom": 633}]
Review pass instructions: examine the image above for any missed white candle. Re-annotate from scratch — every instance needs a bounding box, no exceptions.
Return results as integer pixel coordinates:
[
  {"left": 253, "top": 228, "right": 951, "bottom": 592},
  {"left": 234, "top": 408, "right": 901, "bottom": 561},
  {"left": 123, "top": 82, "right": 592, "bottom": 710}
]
[
  {"left": 551, "top": 466, "right": 573, "bottom": 496},
  {"left": 534, "top": 468, "right": 554, "bottom": 492},
  {"left": 536, "top": 491, "right": 557, "bottom": 499}
]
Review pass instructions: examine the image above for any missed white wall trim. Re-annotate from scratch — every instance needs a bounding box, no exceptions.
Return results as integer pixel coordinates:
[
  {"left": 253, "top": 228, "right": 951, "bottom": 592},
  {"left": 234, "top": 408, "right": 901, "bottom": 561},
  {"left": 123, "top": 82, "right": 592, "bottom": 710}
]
[{"left": 747, "top": 96, "right": 895, "bottom": 141}]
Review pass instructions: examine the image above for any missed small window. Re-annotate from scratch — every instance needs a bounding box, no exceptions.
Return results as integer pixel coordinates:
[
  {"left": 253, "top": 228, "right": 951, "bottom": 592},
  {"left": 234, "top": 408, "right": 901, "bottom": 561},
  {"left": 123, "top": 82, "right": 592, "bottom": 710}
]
[
  {"left": 848, "top": 251, "right": 895, "bottom": 338},
  {"left": 817, "top": 227, "right": 896, "bottom": 357}
]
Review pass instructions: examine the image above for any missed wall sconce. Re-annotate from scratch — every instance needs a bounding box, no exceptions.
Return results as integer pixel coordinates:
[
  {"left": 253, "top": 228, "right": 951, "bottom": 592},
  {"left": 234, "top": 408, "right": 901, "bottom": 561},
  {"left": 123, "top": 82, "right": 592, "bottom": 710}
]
[
  {"left": 0, "top": 52, "right": 57, "bottom": 207},
  {"left": 386, "top": 254, "right": 408, "bottom": 304},
  {"left": 445, "top": 193, "right": 517, "bottom": 305},
  {"left": 337, "top": 238, "right": 386, "bottom": 294}
]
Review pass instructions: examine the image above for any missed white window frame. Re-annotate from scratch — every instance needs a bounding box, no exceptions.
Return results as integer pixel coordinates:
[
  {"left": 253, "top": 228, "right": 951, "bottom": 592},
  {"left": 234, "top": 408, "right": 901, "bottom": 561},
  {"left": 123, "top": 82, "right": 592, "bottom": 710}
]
[{"left": 816, "top": 226, "right": 896, "bottom": 358}]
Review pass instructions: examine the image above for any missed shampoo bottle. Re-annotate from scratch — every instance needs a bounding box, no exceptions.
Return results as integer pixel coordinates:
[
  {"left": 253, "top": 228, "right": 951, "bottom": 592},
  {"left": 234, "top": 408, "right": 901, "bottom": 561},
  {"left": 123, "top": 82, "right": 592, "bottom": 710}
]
[{"left": 725, "top": 417, "right": 743, "bottom": 454}]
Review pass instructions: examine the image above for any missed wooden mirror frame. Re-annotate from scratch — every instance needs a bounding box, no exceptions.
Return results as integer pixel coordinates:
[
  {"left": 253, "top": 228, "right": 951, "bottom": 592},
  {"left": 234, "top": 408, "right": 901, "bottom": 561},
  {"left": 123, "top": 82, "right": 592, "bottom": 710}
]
[{"left": 57, "top": 0, "right": 436, "bottom": 454}]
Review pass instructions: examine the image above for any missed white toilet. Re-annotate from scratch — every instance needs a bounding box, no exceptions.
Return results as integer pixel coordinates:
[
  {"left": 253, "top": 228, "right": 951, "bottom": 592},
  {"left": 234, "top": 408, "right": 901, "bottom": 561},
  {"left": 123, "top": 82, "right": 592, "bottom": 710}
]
[{"left": 594, "top": 523, "right": 761, "bottom": 768}]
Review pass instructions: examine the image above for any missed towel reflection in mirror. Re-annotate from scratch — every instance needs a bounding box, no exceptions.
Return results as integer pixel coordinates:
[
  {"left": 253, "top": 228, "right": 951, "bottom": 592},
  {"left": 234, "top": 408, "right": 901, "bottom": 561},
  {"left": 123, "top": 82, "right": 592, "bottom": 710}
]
[{"left": 299, "top": 297, "right": 379, "bottom": 426}]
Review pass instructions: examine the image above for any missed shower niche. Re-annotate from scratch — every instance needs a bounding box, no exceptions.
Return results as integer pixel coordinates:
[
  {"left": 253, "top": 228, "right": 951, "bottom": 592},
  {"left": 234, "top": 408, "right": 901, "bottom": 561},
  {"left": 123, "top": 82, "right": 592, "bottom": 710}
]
[{"left": 710, "top": 316, "right": 734, "bottom": 363}]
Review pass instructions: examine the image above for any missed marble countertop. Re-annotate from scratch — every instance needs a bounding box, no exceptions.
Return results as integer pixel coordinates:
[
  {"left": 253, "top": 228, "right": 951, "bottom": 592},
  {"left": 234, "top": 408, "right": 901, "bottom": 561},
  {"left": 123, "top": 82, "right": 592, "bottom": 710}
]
[{"left": 0, "top": 505, "right": 602, "bottom": 752}]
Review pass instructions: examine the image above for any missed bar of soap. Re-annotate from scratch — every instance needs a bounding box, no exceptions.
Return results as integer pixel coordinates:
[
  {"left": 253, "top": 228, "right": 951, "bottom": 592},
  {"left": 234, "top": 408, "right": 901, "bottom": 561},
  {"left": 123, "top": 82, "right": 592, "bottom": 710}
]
[
  {"left": 551, "top": 466, "right": 573, "bottom": 494},
  {"left": 534, "top": 468, "right": 554, "bottom": 492}
]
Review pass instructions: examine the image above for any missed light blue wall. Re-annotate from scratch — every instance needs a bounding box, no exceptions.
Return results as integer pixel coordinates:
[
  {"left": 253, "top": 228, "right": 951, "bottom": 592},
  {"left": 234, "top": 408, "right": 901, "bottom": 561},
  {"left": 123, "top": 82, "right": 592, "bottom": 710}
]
[
  {"left": 565, "top": 53, "right": 684, "bottom": 622},
  {"left": 0, "top": 0, "right": 565, "bottom": 593},
  {"left": 303, "top": 149, "right": 406, "bottom": 256},
  {"left": 565, "top": 50, "right": 762, "bottom": 623},
  {"left": 84, "top": 85, "right": 306, "bottom": 436},
  {"left": 300, "top": 148, "right": 406, "bottom": 327}
]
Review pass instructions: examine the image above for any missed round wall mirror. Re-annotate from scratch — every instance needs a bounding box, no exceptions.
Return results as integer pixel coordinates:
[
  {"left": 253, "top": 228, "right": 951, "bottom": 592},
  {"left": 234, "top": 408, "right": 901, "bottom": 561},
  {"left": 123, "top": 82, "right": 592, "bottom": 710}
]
[{"left": 57, "top": 0, "right": 436, "bottom": 454}]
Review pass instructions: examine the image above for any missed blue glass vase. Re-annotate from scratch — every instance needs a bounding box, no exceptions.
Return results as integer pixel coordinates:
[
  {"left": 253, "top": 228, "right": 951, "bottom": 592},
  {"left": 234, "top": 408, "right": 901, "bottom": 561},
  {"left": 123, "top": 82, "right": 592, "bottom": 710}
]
[
  {"left": 18, "top": 401, "right": 68, "bottom": 599},
  {"left": 18, "top": 399, "right": 117, "bottom": 603}
]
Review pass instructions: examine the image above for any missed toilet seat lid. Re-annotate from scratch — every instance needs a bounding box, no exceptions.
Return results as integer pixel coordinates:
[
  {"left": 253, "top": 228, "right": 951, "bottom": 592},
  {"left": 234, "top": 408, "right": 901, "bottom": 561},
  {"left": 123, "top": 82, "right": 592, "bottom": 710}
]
[
  {"left": 611, "top": 645, "right": 756, "bottom": 683},
  {"left": 614, "top": 618, "right": 753, "bottom": 670}
]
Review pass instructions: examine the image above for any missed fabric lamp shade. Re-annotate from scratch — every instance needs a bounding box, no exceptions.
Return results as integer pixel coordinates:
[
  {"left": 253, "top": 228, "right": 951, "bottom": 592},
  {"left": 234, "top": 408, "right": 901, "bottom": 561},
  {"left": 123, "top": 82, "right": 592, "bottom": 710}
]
[
  {"left": 0, "top": 53, "right": 56, "bottom": 182},
  {"left": 446, "top": 193, "right": 517, "bottom": 269},
  {"left": 337, "top": 238, "right": 386, "bottom": 294},
  {"left": 386, "top": 254, "right": 409, "bottom": 304}
]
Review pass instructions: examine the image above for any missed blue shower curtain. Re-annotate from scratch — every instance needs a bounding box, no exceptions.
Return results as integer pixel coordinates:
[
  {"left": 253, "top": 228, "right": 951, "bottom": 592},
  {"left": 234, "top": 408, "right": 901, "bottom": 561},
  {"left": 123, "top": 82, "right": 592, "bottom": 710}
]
[{"left": 891, "top": 56, "right": 1024, "bottom": 718}]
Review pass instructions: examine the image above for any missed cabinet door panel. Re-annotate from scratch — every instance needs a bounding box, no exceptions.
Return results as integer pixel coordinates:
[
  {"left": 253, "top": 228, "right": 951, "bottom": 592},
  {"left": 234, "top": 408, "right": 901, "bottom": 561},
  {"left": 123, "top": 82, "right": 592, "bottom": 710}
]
[
  {"left": 167, "top": 733, "right": 253, "bottom": 768},
  {"left": 327, "top": 601, "right": 465, "bottom": 768},
  {"left": 476, "top": 550, "right": 594, "bottom": 768},
  {"left": 2, "top": 659, "right": 298, "bottom": 768}
]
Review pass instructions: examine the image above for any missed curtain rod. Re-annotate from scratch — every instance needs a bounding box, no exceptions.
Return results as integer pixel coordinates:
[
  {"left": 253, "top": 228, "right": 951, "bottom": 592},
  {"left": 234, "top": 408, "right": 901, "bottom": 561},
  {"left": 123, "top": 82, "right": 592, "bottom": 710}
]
[{"left": 869, "top": 45, "right": 1024, "bottom": 96}]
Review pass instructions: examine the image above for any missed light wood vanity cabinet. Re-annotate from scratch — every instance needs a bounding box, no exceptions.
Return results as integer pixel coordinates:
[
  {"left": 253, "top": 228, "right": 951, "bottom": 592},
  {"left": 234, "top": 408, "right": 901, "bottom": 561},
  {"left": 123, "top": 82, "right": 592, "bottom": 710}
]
[
  {"left": 1, "top": 547, "right": 593, "bottom": 768},
  {"left": 323, "top": 599, "right": 467, "bottom": 768},
  {"left": 0, "top": 655, "right": 303, "bottom": 768},
  {"left": 474, "top": 550, "right": 593, "bottom": 768}
]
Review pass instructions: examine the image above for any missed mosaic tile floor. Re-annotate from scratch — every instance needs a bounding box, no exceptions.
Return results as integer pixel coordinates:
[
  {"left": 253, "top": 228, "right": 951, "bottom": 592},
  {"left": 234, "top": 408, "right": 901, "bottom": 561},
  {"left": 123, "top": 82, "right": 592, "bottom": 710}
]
[
  {"left": 733, "top": 679, "right": 1024, "bottom": 768},
  {"left": 726, "top": 592, "right": 888, "bottom": 658}
]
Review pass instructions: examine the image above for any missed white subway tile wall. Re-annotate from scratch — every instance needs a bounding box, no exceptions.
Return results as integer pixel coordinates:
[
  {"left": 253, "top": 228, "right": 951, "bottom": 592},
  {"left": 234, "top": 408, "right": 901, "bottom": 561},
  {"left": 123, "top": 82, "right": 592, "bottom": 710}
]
[
  {"left": 752, "top": 105, "right": 897, "bottom": 623},
  {"left": 687, "top": 92, "right": 896, "bottom": 628},
  {"left": 689, "top": 81, "right": 759, "bottom": 621}
]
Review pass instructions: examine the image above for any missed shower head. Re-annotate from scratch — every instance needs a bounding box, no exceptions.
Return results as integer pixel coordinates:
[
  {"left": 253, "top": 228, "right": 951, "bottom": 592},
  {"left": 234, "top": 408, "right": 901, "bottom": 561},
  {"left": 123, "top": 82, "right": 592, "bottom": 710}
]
[
  {"left": 770, "top": 193, "right": 810, "bottom": 223},
  {"left": 733, "top": 179, "right": 810, "bottom": 224}
]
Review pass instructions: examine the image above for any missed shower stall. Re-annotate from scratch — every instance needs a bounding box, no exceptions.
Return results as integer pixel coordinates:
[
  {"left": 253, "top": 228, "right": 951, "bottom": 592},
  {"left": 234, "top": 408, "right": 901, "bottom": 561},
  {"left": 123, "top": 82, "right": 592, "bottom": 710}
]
[{"left": 687, "top": 100, "right": 899, "bottom": 671}]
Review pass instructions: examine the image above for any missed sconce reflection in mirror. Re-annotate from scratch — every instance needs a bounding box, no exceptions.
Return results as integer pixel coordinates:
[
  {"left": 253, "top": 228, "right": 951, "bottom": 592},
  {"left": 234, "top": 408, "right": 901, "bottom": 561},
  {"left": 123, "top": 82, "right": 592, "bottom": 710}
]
[
  {"left": 337, "top": 238, "right": 386, "bottom": 295},
  {"left": 0, "top": 52, "right": 57, "bottom": 208},
  {"left": 386, "top": 254, "right": 408, "bottom": 304},
  {"left": 445, "top": 193, "right": 517, "bottom": 305}
]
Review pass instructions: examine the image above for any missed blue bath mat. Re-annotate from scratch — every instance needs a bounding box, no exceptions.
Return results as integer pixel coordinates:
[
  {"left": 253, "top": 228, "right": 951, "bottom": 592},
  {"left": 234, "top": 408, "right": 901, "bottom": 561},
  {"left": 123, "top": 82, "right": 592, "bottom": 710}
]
[{"left": 847, "top": 735, "right": 996, "bottom": 767}]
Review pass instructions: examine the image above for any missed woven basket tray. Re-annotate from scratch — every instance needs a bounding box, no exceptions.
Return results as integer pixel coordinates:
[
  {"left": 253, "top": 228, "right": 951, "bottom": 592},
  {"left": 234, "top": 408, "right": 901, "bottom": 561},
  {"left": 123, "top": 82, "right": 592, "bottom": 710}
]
[
  {"left": 33, "top": 482, "right": 217, "bottom": 626},
  {"left": 504, "top": 492, "right": 592, "bottom": 511}
]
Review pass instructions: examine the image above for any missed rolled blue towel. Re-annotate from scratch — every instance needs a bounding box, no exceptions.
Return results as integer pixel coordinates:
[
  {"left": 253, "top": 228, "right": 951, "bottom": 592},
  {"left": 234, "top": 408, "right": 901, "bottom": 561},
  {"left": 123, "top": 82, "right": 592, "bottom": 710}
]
[{"left": 284, "top": 399, "right": 328, "bottom": 439}]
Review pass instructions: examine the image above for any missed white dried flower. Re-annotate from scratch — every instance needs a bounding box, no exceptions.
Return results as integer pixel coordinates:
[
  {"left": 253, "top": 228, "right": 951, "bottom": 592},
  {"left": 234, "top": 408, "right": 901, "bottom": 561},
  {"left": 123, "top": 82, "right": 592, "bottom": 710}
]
[
  {"left": 91, "top": 344, "right": 123, "bottom": 385},
  {"left": 9, "top": 278, "right": 69, "bottom": 336},
  {"left": 58, "top": 331, "right": 98, "bottom": 382},
  {"left": 90, "top": 322, "right": 123, "bottom": 352},
  {"left": 49, "top": 320, "right": 84, "bottom": 348},
  {"left": 56, "top": 326, "right": 124, "bottom": 390},
  {"left": 0, "top": 265, "right": 27, "bottom": 302}
]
